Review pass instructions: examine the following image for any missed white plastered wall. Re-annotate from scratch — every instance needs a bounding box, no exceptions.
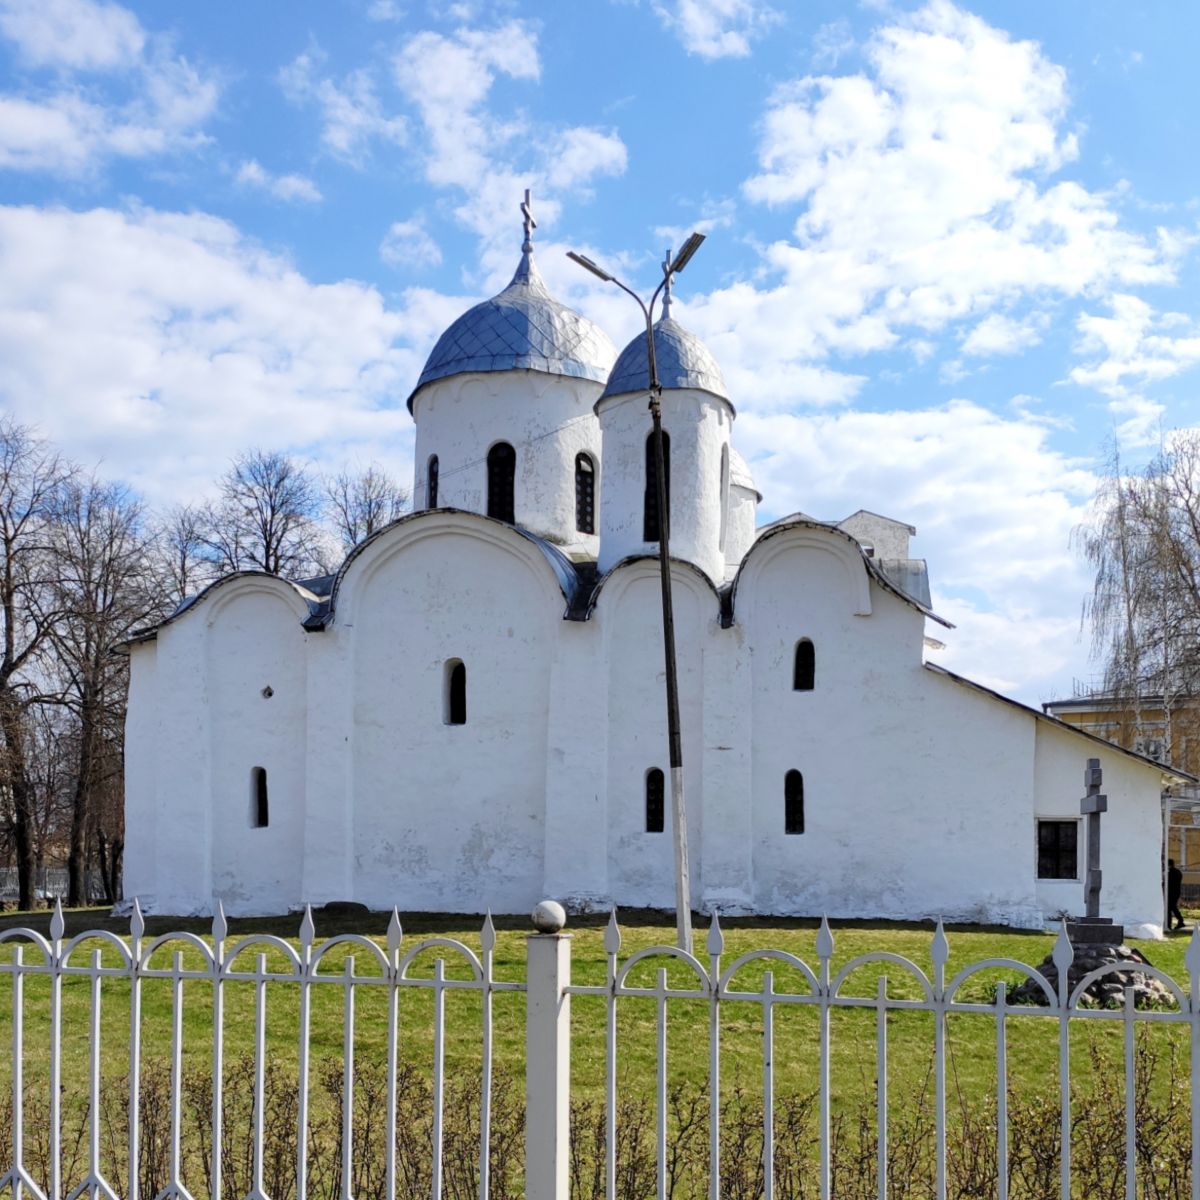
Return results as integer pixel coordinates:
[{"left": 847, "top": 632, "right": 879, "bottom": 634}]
[
  {"left": 412, "top": 370, "right": 603, "bottom": 555},
  {"left": 340, "top": 514, "right": 562, "bottom": 914}
]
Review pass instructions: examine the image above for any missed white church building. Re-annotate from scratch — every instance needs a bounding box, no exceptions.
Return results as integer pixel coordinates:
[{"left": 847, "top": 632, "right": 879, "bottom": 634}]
[{"left": 123, "top": 221, "right": 1185, "bottom": 936}]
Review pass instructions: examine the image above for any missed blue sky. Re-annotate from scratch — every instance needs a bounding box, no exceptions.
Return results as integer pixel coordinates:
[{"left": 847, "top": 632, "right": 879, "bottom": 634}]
[{"left": 2, "top": 0, "right": 1200, "bottom": 704}]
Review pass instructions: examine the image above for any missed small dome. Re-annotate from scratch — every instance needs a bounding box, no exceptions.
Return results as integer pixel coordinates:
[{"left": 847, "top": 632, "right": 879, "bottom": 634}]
[
  {"left": 729, "top": 447, "right": 762, "bottom": 500},
  {"left": 407, "top": 249, "right": 616, "bottom": 413},
  {"left": 599, "top": 317, "right": 729, "bottom": 405}
]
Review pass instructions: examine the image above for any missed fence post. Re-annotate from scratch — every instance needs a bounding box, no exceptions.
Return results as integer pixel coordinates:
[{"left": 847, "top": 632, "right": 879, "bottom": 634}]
[{"left": 526, "top": 901, "right": 572, "bottom": 1200}]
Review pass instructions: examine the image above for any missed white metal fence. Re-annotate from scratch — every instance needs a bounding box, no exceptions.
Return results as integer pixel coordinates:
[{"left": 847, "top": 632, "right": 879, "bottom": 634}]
[{"left": 0, "top": 902, "right": 1198, "bottom": 1200}]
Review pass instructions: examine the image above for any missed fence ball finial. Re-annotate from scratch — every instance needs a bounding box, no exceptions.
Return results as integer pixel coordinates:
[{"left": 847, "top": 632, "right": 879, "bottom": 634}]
[{"left": 531, "top": 899, "right": 566, "bottom": 933}]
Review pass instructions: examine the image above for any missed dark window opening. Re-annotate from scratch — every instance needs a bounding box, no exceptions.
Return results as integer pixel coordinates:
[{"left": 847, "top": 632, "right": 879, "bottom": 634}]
[
  {"left": 575, "top": 453, "right": 596, "bottom": 534},
  {"left": 1037, "top": 819, "right": 1077, "bottom": 879},
  {"left": 251, "top": 767, "right": 269, "bottom": 828},
  {"left": 427, "top": 455, "right": 439, "bottom": 508},
  {"left": 785, "top": 770, "right": 805, "bottom": 834},
  {"left": 793, "top": 640, "right": 815, "bottom": 691},
  {"left": 445, "top": 659, "right": 466, "bottom": 725},
  {"left": 645, "top": 768, "right": 665, "bottom": 833},
  {"left": 643, "top": 431, "right": 670, "bottom": 542},
  {"left": 487, "top": 442, "right": 516, "bottom": 523}
]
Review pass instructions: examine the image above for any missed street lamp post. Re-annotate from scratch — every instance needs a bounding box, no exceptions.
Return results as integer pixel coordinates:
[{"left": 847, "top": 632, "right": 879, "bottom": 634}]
[{"left": 568, "top": 234, "right": 705, "bottom": 953}]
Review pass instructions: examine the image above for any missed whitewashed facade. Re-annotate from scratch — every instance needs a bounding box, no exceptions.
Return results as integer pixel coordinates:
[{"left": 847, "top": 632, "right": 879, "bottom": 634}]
[{"left": 123, "top": 236, "right": 1182, "bottom": 935}]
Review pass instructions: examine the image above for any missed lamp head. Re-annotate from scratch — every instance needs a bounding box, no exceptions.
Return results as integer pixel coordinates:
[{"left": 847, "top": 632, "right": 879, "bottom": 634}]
[
  {"left": 669, "top": 232, "right": 705, "bottom": 274},
  {"left": 566, "top": 250, "right": 615, "bottom": 283}
]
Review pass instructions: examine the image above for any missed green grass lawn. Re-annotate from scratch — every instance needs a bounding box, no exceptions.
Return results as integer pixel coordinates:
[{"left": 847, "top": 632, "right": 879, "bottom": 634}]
[{"left": 0, "top": 902, "right": 1194, "bottom": 1110}]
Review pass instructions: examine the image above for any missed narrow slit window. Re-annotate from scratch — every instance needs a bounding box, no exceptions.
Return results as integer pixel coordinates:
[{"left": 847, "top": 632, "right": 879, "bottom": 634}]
[
  {"left": 645, "top": 768, "right": 665, "bottom": 833},
  {"left": 487, "top": 442, "right": 516, "bottom": 523},
  {"left": 718, "top": 444, "right": 730, "bottom": 554},
  {"left": 575, "top": 453, "right": 596, "bottom": 534},
  {"left": 251, "top": 767, "right": 269, "bottom": 828},
  {"left": 643, "top": 431, "right": 671, "bottom": 542},
  {"left": 427, "top": 455, "right": 439, "bottom": 508},
  {"left": 785, "top": 770, "right": 804, "bottom": 835},
  {"left": 794, "top": 640, "right": 815, "bottom": 691},
  {"left": 445, "top": 659, "right": 466, "bottom": 725}
]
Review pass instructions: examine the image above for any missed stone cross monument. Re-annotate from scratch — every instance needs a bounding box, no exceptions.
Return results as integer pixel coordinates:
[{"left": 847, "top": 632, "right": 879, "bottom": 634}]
[{"left": 1067, "top": 757, "right": 1124, "bottom": 945}]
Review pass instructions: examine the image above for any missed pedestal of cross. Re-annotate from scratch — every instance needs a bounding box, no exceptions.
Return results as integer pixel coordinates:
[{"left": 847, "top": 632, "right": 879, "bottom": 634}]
[{"left": 1066, "top": 757, "right": 1124, "bottom": 945}]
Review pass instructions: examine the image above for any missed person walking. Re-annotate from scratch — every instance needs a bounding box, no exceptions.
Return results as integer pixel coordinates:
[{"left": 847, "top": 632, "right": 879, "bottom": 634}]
[{"left": 1168, "top": 859, "right": 1186, "bottom": 931}]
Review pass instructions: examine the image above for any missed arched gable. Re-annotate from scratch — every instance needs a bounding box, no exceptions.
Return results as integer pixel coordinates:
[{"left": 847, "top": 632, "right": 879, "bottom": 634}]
[
  {"left": 327, "top": 508, "right": 581, "bottom": 626},
  {"left": 586, "top": 552, "right": 723, "bottom": 623},
  {"left": 731, "top": 521, "right": 873, "bottom": 622}
]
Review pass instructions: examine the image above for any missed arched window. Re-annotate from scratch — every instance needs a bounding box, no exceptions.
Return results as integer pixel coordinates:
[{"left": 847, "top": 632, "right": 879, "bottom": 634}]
[
  {"left": 427, "top": 455, "right": 439, "bottom": 508},
  {"left": 445, "top": 659, "right": 466, "bottom": 725},
  {"left": 575, "top": 453, "right": 596, "bottom": 534},
  {"left": 643, "top": 431, "right": 670, "bottom": 542},
  {"left": 794, "top": 640, "right": 815, "bottom": 691},
  {"left": 487, "top": 442, "right": 516, "bottom": 523},
  {"left": 785, "top": 770, "right": 804, "bottom": 835},
  {"left": 251, "top": 767, "right": 269, "bottom": 828},
  {"left": 645, "top": 768, "right": 665, "bottom": 833}
]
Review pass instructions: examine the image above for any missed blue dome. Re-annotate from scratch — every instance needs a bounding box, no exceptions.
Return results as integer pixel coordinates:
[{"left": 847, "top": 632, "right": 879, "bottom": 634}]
[
  {"left": 599, "top": 316, "right": 729, "bottom": 405},
  {"left": 407, "top": 249, "right": 616, "bottom": 412}
]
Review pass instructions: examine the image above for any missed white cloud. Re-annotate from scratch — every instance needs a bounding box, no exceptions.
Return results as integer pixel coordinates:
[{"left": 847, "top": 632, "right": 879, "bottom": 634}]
[
  {"left": 0, "top": 0, "right": 144, "bottom": 70},
  {"left": 653, "top": 0, "right": 783, "bottom": 60},
  {"left": 380, "top": 216, "right": 442, "bottom": 270},
  {"left": 961, "top": 311, "right": 1045, "bottom": 356},
  {"left": 729, "top": 0, "right": 1178, "bottom": 399},
  {"left": 367, "top": 0, "right": 404, "bottom": 20},
  {"left": 544, "top": 127, "right": 628, "bottom": 191},
  {"left": 0, "top": 204, "right": 438, "bottom": 501},
  {"left": 235, "top": 160, "right": 322, "bottom": 204},
  {"left": 279, "top": 52, "right": 407, "bottom": 164},
  {"left": 1070, "top": 294, "right": 1200, "bottom": 399},
  {"left": 0, "top": 0, "right": 218, "bottom": 175}
]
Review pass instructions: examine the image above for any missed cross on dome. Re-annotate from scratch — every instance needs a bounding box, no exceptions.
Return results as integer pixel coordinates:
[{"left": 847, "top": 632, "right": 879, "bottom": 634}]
[
  {"left": 662, "top": 248, "right": 674, "bottom": 319},
  {"left": 520, "top": 188, "right": 537, "bottom": 253}
]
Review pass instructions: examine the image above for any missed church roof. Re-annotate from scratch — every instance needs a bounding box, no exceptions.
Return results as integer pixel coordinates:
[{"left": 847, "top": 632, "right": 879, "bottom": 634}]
[
  {"left": 728, "top": 447, "right": 760, "bottom": 500},
  {"left": 407, "top": 247, "right": 616, "bottom": 413},
  {"left": 599, "top": 316, "right": 730, "bottom": 405}
]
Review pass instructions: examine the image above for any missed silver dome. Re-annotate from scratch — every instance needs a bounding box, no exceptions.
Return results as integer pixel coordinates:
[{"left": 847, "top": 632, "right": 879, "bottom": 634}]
[
  {"left": 407, "top": 249, "right": 617, "bottom": 412},
  {"left": 599, "top": 316, "right": 729, "bottom": 405}
]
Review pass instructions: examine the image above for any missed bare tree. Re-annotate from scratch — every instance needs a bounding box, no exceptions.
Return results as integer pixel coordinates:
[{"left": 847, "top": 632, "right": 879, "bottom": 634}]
[
  {"left": 152, "top": 502, "right": 216, "bottom": 606},
  {"left": 1077, "top": 432, "right": 1200, "bottom": 769},
  {"left": 204, "top": 450, "right": 325, "bottom": 577},
  {"left": 0, "top": 420, "right": 75, "bottom": 909},
  {"left": 324, "top": 464, "right": 409, "bottom": 553},
  {"left": 49, "top": 476, "right": 159, "bottom": 905}
]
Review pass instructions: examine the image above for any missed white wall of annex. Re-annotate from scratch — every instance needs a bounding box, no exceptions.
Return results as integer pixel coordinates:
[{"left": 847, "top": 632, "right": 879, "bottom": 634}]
[
  {"left": 122, "top": 642, "right": 159, "bottom": 903},
  {"left": 345, "top": 519, "right": 561, "bottom": 913},
  {"left": 206, "top": 584, "right": 309, "bottom": 914},
  {"left": 1034, "top": 724, "right": 1164, "bottom": 937}
]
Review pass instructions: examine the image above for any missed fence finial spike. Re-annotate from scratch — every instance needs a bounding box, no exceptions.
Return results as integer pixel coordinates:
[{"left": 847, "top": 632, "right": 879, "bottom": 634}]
[
  {"left": 211, "top": 899, "right": 226, "bottom": 945},
  {"left": 816, "top": 915, "right": 834, "bottom": 960},
  {"left": 1186, "top": 924, "right": 1200, "bottom": 979},
  {"left": 50, "top": 896, "right": 65, "bottom": 943},
  {"left": 130, "top": 895, "right": 145, "bottom": 941},
  {"left": 1052, "top": 920, "right": 1074, "bottom": 996},
  {"left": 300, "top": 904, "right": 315, "bottom": 949},
  {"left": 387, "top": 907, "right": 403, "bottom": 956},
  {"left": 931, "top": 918, "right": 950, "bottom": 969},
  {"left": 481, "top": 909, "right": 496, "bottom": 953},
  {"left": 604, "top": 906, "right": 622, "bottom": 956},
  {"left": 706, "top": 910, "right": 724, "bottom": 957}
]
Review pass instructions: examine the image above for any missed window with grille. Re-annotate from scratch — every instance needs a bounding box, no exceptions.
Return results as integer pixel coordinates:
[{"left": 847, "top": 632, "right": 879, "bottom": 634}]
[
  {"left": 427, "top": 455, "right": 439, "bottom": 508},
  {"left": 575, "top": 453, "right": 595, "bottom": 534},
  {"left": 794, "top": 640, "right": 815, "bottom": 691},
  {"left": 445, "top": 660, "right": 466, "bottom": 725},
  {"left": 785, "top": 770, "right": 804, "bottom": 834},
  {"left": 487, "top": 443, "right": 516, "bottom": 522},
  {"left": 1037, "top": 819, "right": 1078, "bottom": 879},
  {"left": 643, "top": 431, "right": 670, "bottom": 542},
  {"left": 645, "top": 768, "right": 665, "bottom": 833},
  {"left": 251, "top": 767, "right": 269, "bottom": 828}
]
